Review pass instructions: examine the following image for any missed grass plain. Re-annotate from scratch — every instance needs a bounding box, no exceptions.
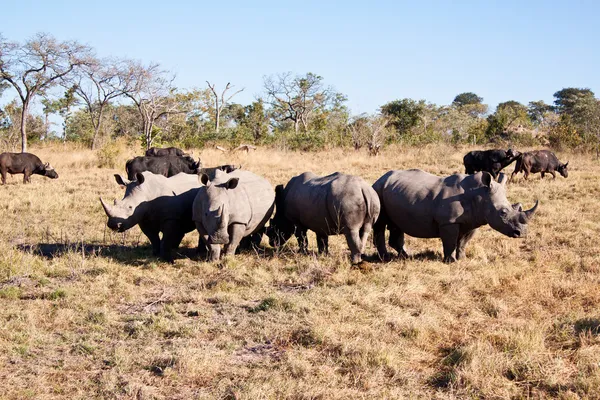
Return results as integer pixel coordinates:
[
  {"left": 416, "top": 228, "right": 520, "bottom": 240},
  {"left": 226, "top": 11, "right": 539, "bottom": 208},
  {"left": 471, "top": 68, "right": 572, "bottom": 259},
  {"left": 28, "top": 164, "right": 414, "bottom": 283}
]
[{"left": 0, "top": 143, "right": 599, "bottom": 399}]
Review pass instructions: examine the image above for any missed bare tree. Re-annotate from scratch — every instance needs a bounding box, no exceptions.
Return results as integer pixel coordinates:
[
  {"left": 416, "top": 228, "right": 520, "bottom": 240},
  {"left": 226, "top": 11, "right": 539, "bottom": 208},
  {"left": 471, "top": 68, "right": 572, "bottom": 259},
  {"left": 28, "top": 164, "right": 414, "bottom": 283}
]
[
  {"left": 263, "top": 72, "right": 331, "bottom": 133},
  {"left": 122, "top": 61, "right": 189, "bottom": 150},
  {"left": 71, "top": 58, "right": 128, "bottom": 149},
  {"left": 0, "top": 33, "right": 92, "bottom": 152},
  {"left": 206, "top": 82, "right": 244, "bottom": 132},
  {"left": 348, "top": 114, "right": 390, "bottom": 156}
]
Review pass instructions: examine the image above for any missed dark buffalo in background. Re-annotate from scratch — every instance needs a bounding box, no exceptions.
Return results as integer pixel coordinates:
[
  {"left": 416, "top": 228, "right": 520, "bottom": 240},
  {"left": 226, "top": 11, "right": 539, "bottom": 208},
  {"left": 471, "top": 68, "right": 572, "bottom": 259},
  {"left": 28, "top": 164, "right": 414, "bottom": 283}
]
[
  {"left": 197, "top": 164, "right": 240, "bottom": 180},
  {"left": 0, "top": 152, "right": 58, "bottom": 184},
  {"left": 145, "top": 147, "right": 186, "bottom": 157},
  {"left": 510, "top": 150, "right": 568, "bottom": 182},
  {"left": 125, "top": 155, "right": 200, "bottom": 180},
  {"left": 463, "top": 148, "right": 520, "bottom": 178}
]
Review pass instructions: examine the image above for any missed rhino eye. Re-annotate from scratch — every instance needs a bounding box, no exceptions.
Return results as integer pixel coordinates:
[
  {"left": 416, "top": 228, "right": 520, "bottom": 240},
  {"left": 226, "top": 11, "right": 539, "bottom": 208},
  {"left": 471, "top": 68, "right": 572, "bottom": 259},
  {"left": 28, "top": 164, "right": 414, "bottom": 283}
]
[{"left": 499, "top": 208, "right": 508, "bottom": 216}]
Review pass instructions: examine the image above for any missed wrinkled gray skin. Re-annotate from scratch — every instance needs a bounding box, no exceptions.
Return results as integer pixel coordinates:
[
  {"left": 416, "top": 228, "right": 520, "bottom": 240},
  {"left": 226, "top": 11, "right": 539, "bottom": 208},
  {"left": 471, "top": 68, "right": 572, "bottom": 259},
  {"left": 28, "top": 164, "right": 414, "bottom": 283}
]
[
  {"left": 373, "top": 169, "right": 539, "bottom": 263},
  {"left": 193, "top": 169, "right": 275, "bottom": 261},
  {"left": 100, "top": 171, "right": 202, "bottom": 262},
  {"left": 266, "top": 172, "right": 380, "bottom": 264}
]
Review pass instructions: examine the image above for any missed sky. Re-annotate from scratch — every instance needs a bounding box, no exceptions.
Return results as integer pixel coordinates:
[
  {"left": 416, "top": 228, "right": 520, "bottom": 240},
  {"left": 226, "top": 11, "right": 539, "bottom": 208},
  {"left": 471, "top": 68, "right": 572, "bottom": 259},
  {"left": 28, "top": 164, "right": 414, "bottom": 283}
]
[{"left": 1, "top": 0, "right": 599, "bottom": 115}]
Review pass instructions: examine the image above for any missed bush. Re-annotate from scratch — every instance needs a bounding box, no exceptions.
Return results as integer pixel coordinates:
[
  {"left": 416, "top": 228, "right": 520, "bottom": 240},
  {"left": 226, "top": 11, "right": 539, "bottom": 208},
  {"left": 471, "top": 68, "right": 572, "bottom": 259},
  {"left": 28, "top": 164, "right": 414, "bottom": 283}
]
[
  {"left": 97, "top": 141, "right": 124, "bottom": 169},
  {"left": 548, "top": 115, "right": 581, "bottom": 149}
]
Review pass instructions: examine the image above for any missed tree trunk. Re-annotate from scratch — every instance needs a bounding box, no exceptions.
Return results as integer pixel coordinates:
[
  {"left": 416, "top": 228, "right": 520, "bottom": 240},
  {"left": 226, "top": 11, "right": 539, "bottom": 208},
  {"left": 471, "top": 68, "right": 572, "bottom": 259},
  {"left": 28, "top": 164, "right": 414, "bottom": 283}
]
[
  {"left": 20, "top": 102, "right": 29, "bottom": 153},
  {"left": 91, "top": 107, "right": 104, "bottom": 150},
  {"left": 294, "top": 119, "right": 299, "bottom": 134},
  {"left": 215, "top": 108, "right": 220, "bottom": 132}
]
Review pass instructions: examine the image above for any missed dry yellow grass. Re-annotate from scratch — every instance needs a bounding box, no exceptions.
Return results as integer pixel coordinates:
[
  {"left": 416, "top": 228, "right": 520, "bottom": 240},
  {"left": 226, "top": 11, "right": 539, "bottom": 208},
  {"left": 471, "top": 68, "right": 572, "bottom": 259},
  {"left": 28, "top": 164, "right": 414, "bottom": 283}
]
[{"left": 0, "top": 143, "right": 599, "bottom": 399}]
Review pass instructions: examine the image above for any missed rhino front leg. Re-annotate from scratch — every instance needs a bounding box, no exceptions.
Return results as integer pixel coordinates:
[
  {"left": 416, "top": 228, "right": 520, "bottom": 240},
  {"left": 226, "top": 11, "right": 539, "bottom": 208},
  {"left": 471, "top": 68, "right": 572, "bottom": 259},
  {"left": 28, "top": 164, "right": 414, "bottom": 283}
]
[
  {"left": 344, "top": 228, "right": 363, "bottom": 264},
  {"left": 389, "top": 227, "right": 409, "bottom": 258},
  {"left": 456, "top": 229, "right": 476, "bottom": 260},
  {"left": 373, "top": 213, "right": 390, "bottom": 260},
  {"left": 160, "top": 225, "right": 185, "bottom": 263},
  {"left": 316, "top": 234, "right": 329, "bottom": 255},
  {"left": 440, "top": 224, "right": 460, "bottom": 263},
  {"left": 197, "top": 236, "right": 209, "bottom": 260},
  {"left": 223, "top": 223, "right": 245, "bottom": 257}
]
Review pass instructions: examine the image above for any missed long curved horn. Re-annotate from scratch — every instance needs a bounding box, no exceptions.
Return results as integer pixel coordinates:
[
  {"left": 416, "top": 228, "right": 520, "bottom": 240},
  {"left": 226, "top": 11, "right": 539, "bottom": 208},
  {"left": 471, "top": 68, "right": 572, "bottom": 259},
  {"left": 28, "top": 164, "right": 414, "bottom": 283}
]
[
  {"left": 524, "top": 200, "right": 539, "bottom": 220},
  {"left": 99, "top": 197, "right": 113, "bottom": 216}
]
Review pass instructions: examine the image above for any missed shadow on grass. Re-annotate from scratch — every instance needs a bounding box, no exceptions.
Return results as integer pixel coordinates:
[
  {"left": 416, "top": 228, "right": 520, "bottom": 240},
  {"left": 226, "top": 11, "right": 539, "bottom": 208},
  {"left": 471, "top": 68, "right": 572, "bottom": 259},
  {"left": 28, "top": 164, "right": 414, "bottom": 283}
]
[
  {"left": 574, "top": 318, "right": 600, "bottom": 335},
  {"left": 16, "top": 243, "right": 201, "bottom": 266}
]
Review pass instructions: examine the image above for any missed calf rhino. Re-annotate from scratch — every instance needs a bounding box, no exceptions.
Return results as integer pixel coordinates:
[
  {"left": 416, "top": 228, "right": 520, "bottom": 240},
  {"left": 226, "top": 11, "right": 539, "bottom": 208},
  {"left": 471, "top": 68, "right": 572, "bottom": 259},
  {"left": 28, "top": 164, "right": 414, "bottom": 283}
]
[
  {"left": 510, "top": 150, "right": 568, "bottom": 182},
  {"left": 463, "top": 148, "right": 520, "bottom": 178},
  {"left": 145, "top": 146, "right": 186, "bottom": 157},
  {"left": 373, "top": 169, "right": 538, "bottom": 263},
  {"left": 100, "top": 171, "right": 201, "bottom": 262},
  {"left": 0, "top": 152, "right": 58, "bottom": 184},
  {"left": 193, "top": 169, "right": 275, "bottom": 261},
  {"left": 266, "top": 172, "right": 380, "bottom": 264},
  {"left": 125, "top": 155, "right": 200, "bottom": 181}
]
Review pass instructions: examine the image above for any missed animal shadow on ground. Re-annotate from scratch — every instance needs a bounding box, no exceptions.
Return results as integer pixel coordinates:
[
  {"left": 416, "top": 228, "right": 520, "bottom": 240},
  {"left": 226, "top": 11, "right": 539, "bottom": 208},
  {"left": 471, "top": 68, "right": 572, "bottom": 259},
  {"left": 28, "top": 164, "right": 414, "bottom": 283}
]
[
  {"left": 574, "top": 318, "right": 600, "bottom": 335},
  {"left": 17, "top": 243, "right": 200, "bottom": 266}
]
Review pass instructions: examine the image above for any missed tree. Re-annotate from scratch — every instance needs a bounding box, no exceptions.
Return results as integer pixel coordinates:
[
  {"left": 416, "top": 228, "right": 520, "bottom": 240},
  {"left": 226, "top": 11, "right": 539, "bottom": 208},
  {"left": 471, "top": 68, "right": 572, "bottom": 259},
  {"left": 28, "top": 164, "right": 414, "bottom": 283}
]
[
  {"left": 0, "top": 33, "right": 92, "bottom": 152},
  {"left": 485, "top": 101, "right": 529, "bottom": 139},
  {"left": 71, "top": 58, "right": 129, "bottom": 149},
  {"left": 527, "top": 100, "right": 553, "bottom": 125},
  {"left": 206, "top": 82, "right": 244, "bottom": 133},
  {"left": 380, "top": 99, "right": 425, "bottom": 137},
  {"left": 452, "top": 92, "right": 483, "bottom": 107},
  {"left": 348, "top": 114, "right": 390, "bottom": 155},
  {"left": 122, "top": 61, "right": 190, "bottom": 150},
  {"left": 553, "top": 88, "right": 595, "bottom": 116},
  {"left": 263, "top": 72, "right": 332, "bottom": 133}
]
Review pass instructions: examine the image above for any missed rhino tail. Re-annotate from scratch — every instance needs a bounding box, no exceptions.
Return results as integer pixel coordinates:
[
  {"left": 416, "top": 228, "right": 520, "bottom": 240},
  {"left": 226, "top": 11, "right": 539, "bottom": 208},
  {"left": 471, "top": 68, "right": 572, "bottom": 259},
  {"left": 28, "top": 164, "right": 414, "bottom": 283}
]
[{"left": 362, "top": 186, "right": 380, "bottom": 225}]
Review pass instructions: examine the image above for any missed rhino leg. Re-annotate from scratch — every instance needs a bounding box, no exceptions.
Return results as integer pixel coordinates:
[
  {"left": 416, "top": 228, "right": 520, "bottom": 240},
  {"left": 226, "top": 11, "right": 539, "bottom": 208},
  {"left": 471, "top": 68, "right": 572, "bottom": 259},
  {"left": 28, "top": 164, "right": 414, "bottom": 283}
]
[
  {"left": 197, "top": 236, "right": 209, "bottom": 259},
  {"left": 316, "top": 234, "right": 329, "bottom": 255},
  {"left": 344, "top": 228, "right": 363, "bottom": 264},
  {"left": 295, "top": 227, "right": 309, "bottom": 254},
  {"left": 160, "top": 224, "right": 185, "bottom": 263},
  {"left": 140, "top": 223, "right": 161, "bottom": 256},
  {"left": 389, "top": 227, "right": 408, "bottom": 259},
  {"left": 223, "top": 223, "right": 245, "bottom": 257},
  {"left": 440, "top": 224, "right": 460, "bottom": 263},
  {"left": 456, "top": 229, "right": 476, "bottom": 260},
  {"left": 359, "top": 222, "right": 373, "bottom": 254},
  {"left": 373, "top": 211, "right": 390, "bottom": 260}
]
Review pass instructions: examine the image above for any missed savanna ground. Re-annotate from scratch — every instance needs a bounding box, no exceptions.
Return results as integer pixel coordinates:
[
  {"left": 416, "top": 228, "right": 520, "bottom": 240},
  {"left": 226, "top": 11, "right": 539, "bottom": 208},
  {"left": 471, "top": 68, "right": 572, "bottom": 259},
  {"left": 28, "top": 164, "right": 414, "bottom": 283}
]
[{"left": 0, "top": 143, "right": 599, "bottom": 400}]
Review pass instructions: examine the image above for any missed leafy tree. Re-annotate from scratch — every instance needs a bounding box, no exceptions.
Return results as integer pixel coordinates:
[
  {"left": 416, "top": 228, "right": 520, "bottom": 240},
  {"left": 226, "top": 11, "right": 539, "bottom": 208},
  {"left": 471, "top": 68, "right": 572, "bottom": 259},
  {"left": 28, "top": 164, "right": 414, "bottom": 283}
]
[
  {"left": 485, "top": 101, "right": 529, "bottom": 139},
  {"left": 553, "top": 88, "right": 595, "bottom": 116},
  {"left": 0, "top": 33, "right": 92, "bottom": 152},
  {"left": 380, "top": 98, "right": 425, "bottom": 138},
  {"left": 527, "top": 100, "right": 554, "bottom": 125},
  {"left": 452, "top": 92, "right": 483, "bottom": 107}
]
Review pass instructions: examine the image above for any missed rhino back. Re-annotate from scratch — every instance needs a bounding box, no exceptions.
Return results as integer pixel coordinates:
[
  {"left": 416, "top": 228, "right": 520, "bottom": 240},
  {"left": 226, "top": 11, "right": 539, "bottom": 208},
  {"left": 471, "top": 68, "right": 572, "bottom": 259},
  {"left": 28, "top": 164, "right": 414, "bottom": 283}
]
[{"left": 285, "top": 172, "right": 372, "bottom": 235}]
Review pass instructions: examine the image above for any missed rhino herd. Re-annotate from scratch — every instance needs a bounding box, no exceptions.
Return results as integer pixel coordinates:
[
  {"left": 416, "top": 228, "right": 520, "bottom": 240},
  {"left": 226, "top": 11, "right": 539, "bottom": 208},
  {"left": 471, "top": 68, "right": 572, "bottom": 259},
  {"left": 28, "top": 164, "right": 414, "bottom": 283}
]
[
  {"left": 94, "top": 145, "right": 563, "bottom": 264},
  {"left": 0, "top": 145, "right": 568, "bottom": 263}
]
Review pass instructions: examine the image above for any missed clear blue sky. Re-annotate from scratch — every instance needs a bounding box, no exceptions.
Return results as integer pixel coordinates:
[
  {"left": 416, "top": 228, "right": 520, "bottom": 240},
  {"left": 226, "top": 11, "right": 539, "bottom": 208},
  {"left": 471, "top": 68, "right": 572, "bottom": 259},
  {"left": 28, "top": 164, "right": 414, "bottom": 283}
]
[{"left": 2, "top": 0, "right": 599, "bottom": 114}]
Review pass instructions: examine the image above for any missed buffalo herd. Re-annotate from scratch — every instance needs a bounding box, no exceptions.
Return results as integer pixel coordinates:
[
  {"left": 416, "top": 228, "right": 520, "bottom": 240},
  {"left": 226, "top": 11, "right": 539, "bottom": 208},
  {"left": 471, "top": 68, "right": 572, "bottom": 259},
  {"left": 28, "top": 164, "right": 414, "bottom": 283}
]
[{"left": 0, "top": 145, "right": 570, "bottom": 264}]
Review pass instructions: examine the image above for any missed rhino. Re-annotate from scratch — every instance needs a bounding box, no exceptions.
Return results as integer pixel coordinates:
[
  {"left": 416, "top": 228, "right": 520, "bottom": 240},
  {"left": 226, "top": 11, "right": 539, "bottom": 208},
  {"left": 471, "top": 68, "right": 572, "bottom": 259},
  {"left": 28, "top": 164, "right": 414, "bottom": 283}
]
[
  {"left": 372, "top": 169, "right": 538, "bottom": 263},
  {"left": 100, "top": 171, "right": 202, "bottom": 262},
  {"left": 193, "top": 169, "right": 275, "bottom": 261},
  {"left": 266, "top": 172, "right": 380, "bottom": 264}
]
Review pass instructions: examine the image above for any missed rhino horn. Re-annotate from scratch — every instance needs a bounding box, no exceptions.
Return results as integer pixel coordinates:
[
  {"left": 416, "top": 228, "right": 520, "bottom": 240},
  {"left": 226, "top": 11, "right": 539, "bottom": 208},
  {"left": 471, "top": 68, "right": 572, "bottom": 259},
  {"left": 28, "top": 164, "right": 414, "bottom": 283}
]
[
  {"left": 218, "top": 205, "right": 227, "bottom": 230},
  {"left": 524, "top": 200, "right": 539, "bottom": 220},
  {"left": 100, "top": 197, "right": 114, "bottom": 217}
]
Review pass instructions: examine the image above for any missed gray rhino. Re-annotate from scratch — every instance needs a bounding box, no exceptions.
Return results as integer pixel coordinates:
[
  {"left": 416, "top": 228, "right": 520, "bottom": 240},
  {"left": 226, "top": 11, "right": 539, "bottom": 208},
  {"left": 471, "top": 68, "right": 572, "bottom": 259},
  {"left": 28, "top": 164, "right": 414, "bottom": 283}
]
[
  {"left": 372, "top": 169, "right": 538, "bottom": 263},
  {"left": 266, "top": 172, "right": 380, "bottom": 264},
  {"left": 100, "top": 171, "right": 201, "bottom": 262},
  {"left": 193, "top": 169, "right": 275, "bottom": 261}
]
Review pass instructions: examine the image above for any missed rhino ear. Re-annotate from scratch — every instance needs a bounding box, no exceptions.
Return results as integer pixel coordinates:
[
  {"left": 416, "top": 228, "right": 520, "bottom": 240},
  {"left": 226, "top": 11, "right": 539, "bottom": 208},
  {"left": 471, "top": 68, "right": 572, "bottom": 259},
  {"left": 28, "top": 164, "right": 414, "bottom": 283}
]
[
  {"left": 199, "top": 173, "right": 210, "bottom": 186},
  {"left": 114, "top": 174, "right": 129, "bottom": 187},
  {"left": 135, "top": 172, "right": 145, "bottom": 184},
  {"left": 481, "top": 172, "right": 493, "bottom": 188},
  {"left": 225, "top": 177, "right": 239, "bottom": 190}
]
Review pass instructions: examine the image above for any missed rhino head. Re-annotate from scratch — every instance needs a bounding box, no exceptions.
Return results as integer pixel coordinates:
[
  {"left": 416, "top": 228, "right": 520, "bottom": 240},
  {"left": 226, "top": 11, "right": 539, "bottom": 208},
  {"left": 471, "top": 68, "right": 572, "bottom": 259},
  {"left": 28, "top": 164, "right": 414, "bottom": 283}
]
[
  {"left": 266, "top": 184, "right": 295, "bottom": 247},
  {"left": 198, "top": 170, "right": 239, "bottom": 245},
  {"left": 100, "top": 173, "right": 152, "bottom": 232},
  {"left": 43, "top": 163, "right": 59, "bottom": 179},
  {"left": 478, "top": 172, "right": 538, "bottom": 238}
]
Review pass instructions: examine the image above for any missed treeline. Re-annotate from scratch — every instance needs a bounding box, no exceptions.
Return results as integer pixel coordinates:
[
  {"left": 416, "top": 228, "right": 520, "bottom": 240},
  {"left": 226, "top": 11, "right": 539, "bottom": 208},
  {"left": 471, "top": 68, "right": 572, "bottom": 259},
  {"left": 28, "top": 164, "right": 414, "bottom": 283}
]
[{"left": 1, "top": 33, "right": 599, "bottom": 153}]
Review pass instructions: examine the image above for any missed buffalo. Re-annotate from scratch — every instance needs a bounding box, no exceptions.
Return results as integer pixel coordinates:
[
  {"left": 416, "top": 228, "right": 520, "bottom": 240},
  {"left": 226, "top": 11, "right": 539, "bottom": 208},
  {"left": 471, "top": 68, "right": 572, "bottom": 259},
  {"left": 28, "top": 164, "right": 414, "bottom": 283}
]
[
  {"left": 463, "top": 149, "right": 520, "bottom": 178},
  {"left": 0, "top": 152, "right": 58, "bottom": 184},
  {"left": 510, "top": 150, "right": 568, "bottom": 182},
  {"left": 145, "top": 147, "right": 186, "bottom": 157},
  {"left": 125, "top": 155, "right": 200, "bottom": 181}
]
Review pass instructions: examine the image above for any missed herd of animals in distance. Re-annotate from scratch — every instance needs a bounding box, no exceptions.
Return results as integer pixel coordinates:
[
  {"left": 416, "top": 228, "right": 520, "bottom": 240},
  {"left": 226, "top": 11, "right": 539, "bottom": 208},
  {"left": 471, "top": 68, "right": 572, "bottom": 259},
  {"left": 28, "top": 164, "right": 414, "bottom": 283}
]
[{"left": 0, "top": 146, "right": 569, "bottom": 264}]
